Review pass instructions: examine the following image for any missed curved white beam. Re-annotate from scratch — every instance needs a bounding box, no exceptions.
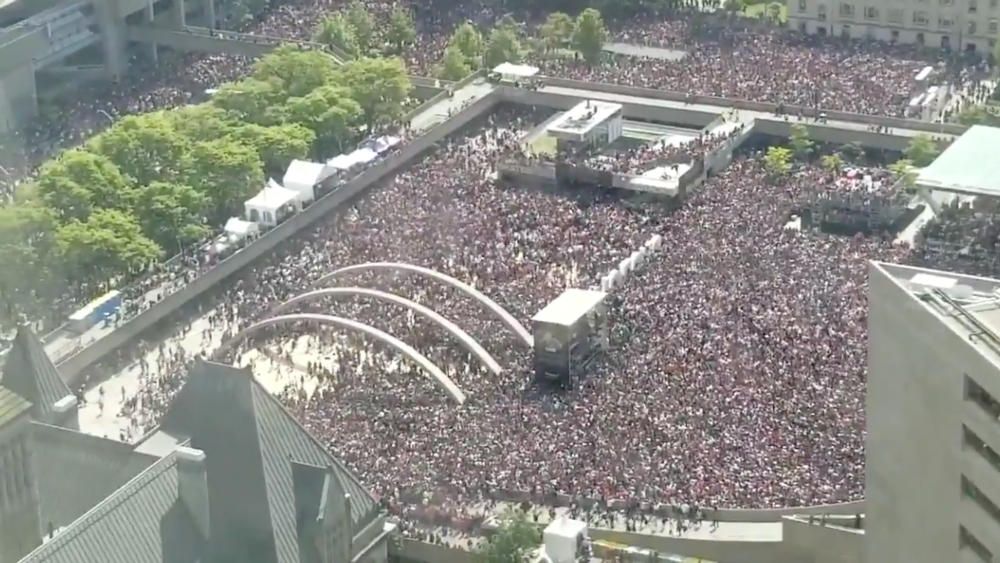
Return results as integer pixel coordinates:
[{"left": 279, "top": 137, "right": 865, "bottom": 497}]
[
  {"left": 314, "top": 262, "right": 533, "bottom": 348},
  {"left": 214, "top": 313, "right": 466, "bottom": 404},
  {"left": 274, "top": 287, "right": 502, "bottom": 375}
]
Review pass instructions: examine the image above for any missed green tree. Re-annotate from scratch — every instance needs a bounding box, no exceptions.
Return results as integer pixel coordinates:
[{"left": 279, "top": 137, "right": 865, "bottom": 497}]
[
  {"left": 314, "top": 14, "right": 359, "bottom": 57},
  {"left": 766, "top": 1, "right": 783, "bottom": 22},
  {"left": 346, "top": 0, "right": 375, "bottom": 54},
  {"left": 167, "top": 104, "right": 237, "bottom": 142},
  {"left": 186, "top": 139, "right": 265, "bottom": 220},
  {"left": 211, "top": 78, "right": 288, "bottom": 125},
  {"left": 231, "top": 123, "right": 317, "bottom": 175},
  {"left": 476, "top": 510, "right": 541, "bottom": 563},
  {"left": 252, "top": 46, "right": 339, "bottom": 98},
  {"left": 957, "top": 106, "right": 1000, "bottom": 126},
  {"left": 0, "top": 204, "right": 58, "bottom": 321},
  {"left": 284, "top": 85, "right": 362, "bottom": 154},
  {"left": 484, "top": 26, "right": 522, "bottom": 69},
  {"left": 763, "top": 146, "right": 793, "bottom": 179},
  {"left": 56, "top": 209, "right": 162, "bottom": 284},
  {"left": 35, "top": 150, "right": 134, "bottom": 221},
  {"left": 338, "top": 57, "right": 412, "bottom": 132},
  {"left": 904, "top": 134, "right": 940, "bottom": 167},
  {"left": 135, "top": 181, "right": 209, "bottom": 252},
  {"left": 820, "top": 153, "right": 844, "bottom": 174},
  {"left": 88, "top": 113, "right": 192, "bottom": 185},
  {"left": 386, "top": 6, "right": 416, "bottom": 54},
  {"left": 449, "top": 22, "right": 484, "bottom": 68},
  {"left": 788, "top": 123, "right": 814, "bottom": 160},
  {"left": 572, "top": 8, "right": 608, "bottom": 65},
  {"left": 890, "top": 158, "right": 918, "bottom": 191},
  {"left": 438, "top": 45, "right": 474, "bottom": 81},
  {"left": 723, "top": 0, "right": 746, "bottom": 15},
  {"left": 839, "top": 141, "right": 865, "bottom": 163},
  {"left": 540, "top": 12, "right": 574, "bottom": 51}
]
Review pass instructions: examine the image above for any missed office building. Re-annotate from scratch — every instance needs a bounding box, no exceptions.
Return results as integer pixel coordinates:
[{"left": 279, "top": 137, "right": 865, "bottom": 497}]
[
  {"left": 868, "top": 262, "right": 1000, "bottom": 563},
  {"left": 788, "top": 0, "right": 998, "bottom": 53}
]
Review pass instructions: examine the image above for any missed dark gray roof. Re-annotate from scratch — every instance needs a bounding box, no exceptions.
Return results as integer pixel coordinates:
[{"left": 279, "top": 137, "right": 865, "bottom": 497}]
[
  {"left": 31, "top": 423, "right": 157, "bottom": 531},
  {"left": 158, "top": 360, "right": 380, "bottom": 563},
  {"left": 19, "top": 453, "right": 205, "bottom": 563},
  {"left": 1, "top": 325, "right": 71, "bottom": 422},
  {"left": 0, "top": 385, "right": 31, "bottom": 427}
]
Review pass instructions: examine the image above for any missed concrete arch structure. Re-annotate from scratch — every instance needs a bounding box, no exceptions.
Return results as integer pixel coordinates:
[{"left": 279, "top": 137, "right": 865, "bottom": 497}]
[
  {"left": 315, "top": 262, "right": 534, "bottom": 348},
  {"left": 273, "top": 287, "right": 502, "bottom": 375},
  {"left": 214, "top": 313, "right": 466, "bottom": 404}
]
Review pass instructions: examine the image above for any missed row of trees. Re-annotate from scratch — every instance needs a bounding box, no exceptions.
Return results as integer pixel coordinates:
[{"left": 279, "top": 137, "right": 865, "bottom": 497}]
[
  {"left": 434, "top": 8, "right": 610, "bottom": 80},
  {"left": 762, "top": 124, "right": 941, "bottom": 188},
  {"left": 0, "top": 46, "right": 411, "bottom": 324},
  {"left": 313, "top": 1, "right": 417, "bottom": 58}
]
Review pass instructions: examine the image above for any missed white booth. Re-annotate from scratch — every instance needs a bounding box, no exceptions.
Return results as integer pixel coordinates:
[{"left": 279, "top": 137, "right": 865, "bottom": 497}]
[
  {"left": 244, "top": 184, "right": 299, "bottom": 227},
  {"left": 282, "top": 159, "right": 331, "bottom": 204},
  {"left": 546, "top": 100, "right": 624, "bottom": 147}
]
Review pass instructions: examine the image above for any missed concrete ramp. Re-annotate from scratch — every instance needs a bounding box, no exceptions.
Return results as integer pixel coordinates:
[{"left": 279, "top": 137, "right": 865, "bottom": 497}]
[{"left": 124, "top": 25, "right": 327, "bottom": 59}]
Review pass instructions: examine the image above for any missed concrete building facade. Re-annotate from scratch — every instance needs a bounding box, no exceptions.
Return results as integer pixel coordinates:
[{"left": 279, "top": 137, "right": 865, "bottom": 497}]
[
  {"left": 868, "top": 261, "right": 1000, "bottom": 563},
  {"left": 787, "top": 0, "right": 1000, "bottom": 53}
]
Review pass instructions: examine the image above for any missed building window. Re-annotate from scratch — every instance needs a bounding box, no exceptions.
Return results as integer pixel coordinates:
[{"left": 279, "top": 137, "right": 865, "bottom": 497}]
[
  {"left": 969, "top": 20, "right": 978, "bottom": 33},
  {"left": 970, "top": 0, "right": 979, "bottom": 12},
  {"left": 841, "top": 23, "right": 852, "bottom": 36},
  {"left": 799, "top": 0, "right": 808, "bottom": 11},
  {"left": 992, "top": 0, "right": 998, "bottom": 9},
  {"left": 990, "top": 18, "right": 999, "bottom": 32},
  {"left": 961, "top": 526, "right": 993, "bottom": 561},
  {"left": 962, "top": 476, "right": 1000, "bottom": 526},
  {"left": 888, "top": 7, "right": 904, "bottom": 22},
  {"left": 864, "top": 6, "right": 880, "bottom": 18},
  {"left": 839, "top": 2, "right": 855, "bottom": 17},
  {"left": 966, "top": 375, "right": 1000, "bottom": 420},
  {"left": 914, "top": 10, "right": 930, "bottom": 24},
  {"left": 964, "top": 425, "right": 1000, "bottom": 473},
  {"left": 818, "top": 4, "right": 828, "bottom": 19},
  {"left": 940, "top": 16, "right": 955, "bottom": 27},
  {"left": 941, "top": 0, "right": 954, "bottom": 5}
]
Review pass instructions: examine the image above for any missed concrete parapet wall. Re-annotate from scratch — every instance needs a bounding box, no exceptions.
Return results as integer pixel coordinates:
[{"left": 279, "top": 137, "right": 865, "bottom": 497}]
[
  {"left": 56, "top": 88, "right": 502, "bottom": 384},
  {"left": 500, "top": 85, "right": 718, "bottom": 128},
  {"left": 781, "top": 516, "right": 864, "bottom": 563},
  {"left": 394, "top": 538, "right": 478, "bottom": 563},
  {"left": 537, "top": 76, "right": 967, "bottom": 137}
]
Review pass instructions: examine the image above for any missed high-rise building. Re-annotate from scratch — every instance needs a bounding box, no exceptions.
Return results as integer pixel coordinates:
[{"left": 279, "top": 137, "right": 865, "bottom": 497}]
[
  {"left": 868, "top": 261, "right": 1000, "bottom": 563},
  {"left": 788, "top": 0, "right": 998, "bottom": 53}
]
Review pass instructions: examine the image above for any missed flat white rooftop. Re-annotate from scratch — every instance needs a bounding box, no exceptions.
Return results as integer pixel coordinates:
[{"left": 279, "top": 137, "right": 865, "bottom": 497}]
[
  {"left": 532, "top": 288, "right": 607, "bottom": 327},
  {"left": 917, "top": 125, "right": 1000, "bottom": 197},
  {"left": 547, "top": 100, "right": 622, "bottom": 138}
]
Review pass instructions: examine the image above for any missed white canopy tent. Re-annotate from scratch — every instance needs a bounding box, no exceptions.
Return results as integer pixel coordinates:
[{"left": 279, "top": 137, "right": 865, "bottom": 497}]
[
  {"left": 224, "top": 217, "right": 259, "bottom": 240},
  {"left": 282, "top": 160, "right": 330, "bottom": 204},
  {"left": 244, "top": 184, "right": 299, "bottom": 227}
]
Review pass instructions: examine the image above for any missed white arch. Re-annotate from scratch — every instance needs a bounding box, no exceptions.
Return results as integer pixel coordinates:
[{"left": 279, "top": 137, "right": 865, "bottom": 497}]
[
  {"left": 214, "top": 313, "right": 466, "bottom": 404},
  {"left": 315, "top": 262, "right": 534, "bottom": 348},
  {"left": 274, "top": 287, "right": 502, "bottom": 375}
]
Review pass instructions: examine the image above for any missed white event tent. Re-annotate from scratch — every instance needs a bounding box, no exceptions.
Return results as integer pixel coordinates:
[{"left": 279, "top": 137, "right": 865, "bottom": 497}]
[
  {"left": 282, "top": 159, "right": 331, "bottom": 204},
  {"left": 244, "top": 183, "right": 299, "bottom": 227}
]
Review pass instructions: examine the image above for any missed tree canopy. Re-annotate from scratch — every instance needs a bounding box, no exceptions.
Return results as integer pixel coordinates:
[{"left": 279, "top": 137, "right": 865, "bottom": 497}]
[
  {"left": 0, "top": 44, "right": 412, "bottom": 326},
  {"left": 476, "top": 510, "right": 541, "bottom": 563},
  {"left": 904, "top": 134, "right": 941, "bottom": 167},
  {"left": 572, "top": 8, "right": 609, "bottom": 64}
]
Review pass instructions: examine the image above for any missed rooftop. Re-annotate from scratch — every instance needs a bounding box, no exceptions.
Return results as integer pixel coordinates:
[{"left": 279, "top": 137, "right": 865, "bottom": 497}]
[
  {"left": 532, "top": 288, "right": 607, "bottom": 327},
  {"left": 917, "top": 125, "right": 1000, "bottom": 197},
  {"left": 547, "top": 100, "right": 622, "bottom": 137},
  {"left": 0, "top": 385, "right": 31, "bottom": 427},
  {"left": 874, "top": 262, "right": 1000, "bottom": 357}
]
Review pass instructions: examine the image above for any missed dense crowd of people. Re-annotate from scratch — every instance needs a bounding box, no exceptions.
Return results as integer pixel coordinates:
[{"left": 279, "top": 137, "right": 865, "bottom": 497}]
[
  {"left": 76, "top": 107, "right": 924, "bottom": 527},
  {"left": 11, "top": 0, "right": 1000, "bottom": 543}
]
